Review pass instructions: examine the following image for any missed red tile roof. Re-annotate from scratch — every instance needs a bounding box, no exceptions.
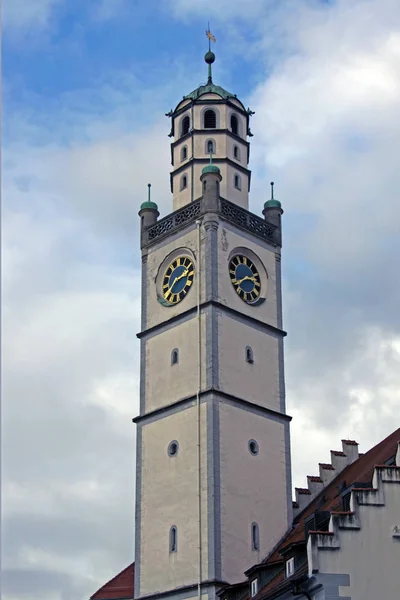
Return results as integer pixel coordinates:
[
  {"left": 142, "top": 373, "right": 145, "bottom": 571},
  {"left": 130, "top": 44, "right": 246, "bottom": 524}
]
[
  {"left": 243, "top": 428, "right": 400, "bottom": 600},
  {"left": 92, "top": 428, "right": 399, "bottom": 600},
  {"left": 90, "top": 563, "right": 134, "bottom": 600}
]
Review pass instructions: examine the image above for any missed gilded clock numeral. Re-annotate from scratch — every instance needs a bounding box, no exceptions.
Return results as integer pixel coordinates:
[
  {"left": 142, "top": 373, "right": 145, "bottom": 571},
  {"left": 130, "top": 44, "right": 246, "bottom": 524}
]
[
  {"left": 161, "top": 256, "right": 195, "bottom": 306},
  {"left": 229, "top": 254, "right": 262, "bottom": 305}
]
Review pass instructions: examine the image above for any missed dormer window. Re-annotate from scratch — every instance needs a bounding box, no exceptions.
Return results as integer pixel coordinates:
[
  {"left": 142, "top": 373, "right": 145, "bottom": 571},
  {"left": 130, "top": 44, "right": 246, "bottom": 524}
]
[
  {"left": 250, "top": 578, "right": 258, "bottom": 597},
  {"left": 286, "top": 557, "right": 295, "bottom": 578},
  {"left": 204, "top": 109, "right": 216, "bottom": 129},
  {"left": 231, "top": 114, "right": 239, "bottom": 135},
  {"left": 181, "top": 115, "right": 190, "bottom": 137}
]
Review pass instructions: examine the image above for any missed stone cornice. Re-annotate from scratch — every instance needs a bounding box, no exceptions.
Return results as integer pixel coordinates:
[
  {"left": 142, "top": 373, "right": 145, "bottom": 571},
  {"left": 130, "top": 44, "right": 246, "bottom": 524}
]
[
  {"left": 132, "top": 387, "right": 292, "bottom": 425},
  {"left": 137, "top": 299, "right": 286, "bottom": 340}
]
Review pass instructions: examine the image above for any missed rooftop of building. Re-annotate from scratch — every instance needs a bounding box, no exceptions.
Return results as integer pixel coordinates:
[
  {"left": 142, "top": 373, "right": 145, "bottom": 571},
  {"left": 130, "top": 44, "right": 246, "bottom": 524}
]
[
  {"left": 90, "top": 562, "right": 134, "bottom": 600},
  {"left": 89, "top": 428, "right": 400, "bottom": 600}
]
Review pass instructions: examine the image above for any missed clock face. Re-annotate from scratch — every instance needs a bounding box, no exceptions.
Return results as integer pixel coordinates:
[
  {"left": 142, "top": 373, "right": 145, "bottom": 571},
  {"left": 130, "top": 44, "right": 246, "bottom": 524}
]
[
  {"left": 229, "top": 255, "right": 261, "bottom": 304},
  {"left": 162, "top": 256, "right": 195, "bottom": 305}
]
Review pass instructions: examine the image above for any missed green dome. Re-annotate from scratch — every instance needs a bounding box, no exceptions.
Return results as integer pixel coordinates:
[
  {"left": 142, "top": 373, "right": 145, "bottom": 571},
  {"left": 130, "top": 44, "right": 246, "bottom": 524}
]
[
  {"left": 202, "top": 164, "right": 220, "bottom": 175},
  {"left": 140, "top": 200, "right": 158, "bottom": 211},
  {"left": 204, "top": 51, "right": 215, "bottom": 64},
  {"left": 264, "top": 199, "right": 282, "bottom": 209}
]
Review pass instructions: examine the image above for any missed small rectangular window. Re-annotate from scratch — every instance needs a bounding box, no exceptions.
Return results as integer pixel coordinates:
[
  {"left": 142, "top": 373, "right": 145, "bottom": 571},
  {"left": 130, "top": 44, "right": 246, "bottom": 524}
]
[
  {"left": 286, "top": 557, "right": 295, "bottom": 578},
  {"left": 250, "top": 579, "right": 258, "bottom": 597}
]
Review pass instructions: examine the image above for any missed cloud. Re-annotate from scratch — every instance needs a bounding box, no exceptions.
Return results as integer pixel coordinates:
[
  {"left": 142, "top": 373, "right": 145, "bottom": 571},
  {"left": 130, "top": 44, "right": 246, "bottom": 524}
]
[
  {"left": 2, "top": 71, "right": 179, "bottom": 597},
  {"left": 3, "top": 1, "right": 400, "bottom": 598},
  {"left": 2, "top": 0, "right": 63, "bottom": 32},
  {"left": 241, "top": 0, "right": 400, "bottom": 475},
  {"left": 2, "top": 204, "right": 138, "bottom": 598}
]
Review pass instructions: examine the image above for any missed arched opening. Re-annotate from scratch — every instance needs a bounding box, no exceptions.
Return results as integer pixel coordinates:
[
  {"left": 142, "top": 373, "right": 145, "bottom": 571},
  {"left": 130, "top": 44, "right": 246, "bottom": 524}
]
[
  {"left": 206, "top": 139, "right": 216, "bottom": 154},
  {"left": 234, "top": 174, "right": 241, "bottom": 190},
  {"left": 171, "top": 348, "right": 179, "bottom": 365},
  {"left": 181, "top": 115, "right": 190, "bottom": 137},
  {"left": 245, "top": 346, "right": 254, "bottom": 363},
  {"left": 181, "top": 146, "right": 187, "bottom": 161},
  {"left": 169, "top": 526, "right": 178, "bottom": 552},
  {"left": 231, "top": 114, "right": 239, "bottom": 135},
  {"left": 251, "top": 522, "right": 260, "bottom": 551},
  {"left": 180, "top": 175, "right": 188, "bottom": 190},
  {"left": 204, "top": 109, "right": 216, "bottom": 129},
  {"left": 233, "top": 145, "right": 240, "bottom": 160}
]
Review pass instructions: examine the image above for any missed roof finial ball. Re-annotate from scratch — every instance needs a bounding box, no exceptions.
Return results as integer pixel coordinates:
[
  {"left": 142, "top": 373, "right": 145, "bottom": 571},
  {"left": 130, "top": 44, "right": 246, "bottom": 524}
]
[
  {"left": 262, "top": 181, "right": 283, "bottom": 246},
  {"left": 204, "top": 50, "right": 215, "bottom": 64}
]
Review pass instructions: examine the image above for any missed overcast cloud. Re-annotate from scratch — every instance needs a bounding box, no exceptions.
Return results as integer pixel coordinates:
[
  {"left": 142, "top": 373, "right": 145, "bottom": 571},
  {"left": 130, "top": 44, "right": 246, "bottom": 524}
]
[{"left": 2, "top": 1, "right": 400, "bottom": 598}]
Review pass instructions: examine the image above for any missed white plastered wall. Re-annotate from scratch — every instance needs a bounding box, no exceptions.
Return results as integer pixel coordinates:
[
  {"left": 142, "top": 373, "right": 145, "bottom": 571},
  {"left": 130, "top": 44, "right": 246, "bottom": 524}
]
[
  {"left": 139, "top": 404, "right": 209, "bottom": 596},
  {"left": 144, "top": 227, "right": 206, "bottom": 331},
  {"left": 218, "top": 314, "right": 281, "bottom": 412},
  {"left": 219, "top": 403, "right": 289, "bottom": 584},
  {"left": 145, "top": 314, "right": 207, "bottom": 412},
  {"left": 172, "top": 96, "right": 249, "bottom": 210},
  {"left": 217, "top": 225, "right": 279, "bottom": 329},
  {"left": 172, "top": 162, "right": 249, "bottom": 210},
  {"left": 317, "top": 483, "right": 400, "bottom": 600}
]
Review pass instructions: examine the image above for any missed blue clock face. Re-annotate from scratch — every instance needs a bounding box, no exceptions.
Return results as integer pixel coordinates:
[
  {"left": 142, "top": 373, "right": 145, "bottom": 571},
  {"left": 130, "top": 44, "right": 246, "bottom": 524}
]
[
  {"left": 229, "top": 255, "right": 261, "bottom": 303},
  {"left": 162, "top": 256, "right": 195, "bottom": 305}
]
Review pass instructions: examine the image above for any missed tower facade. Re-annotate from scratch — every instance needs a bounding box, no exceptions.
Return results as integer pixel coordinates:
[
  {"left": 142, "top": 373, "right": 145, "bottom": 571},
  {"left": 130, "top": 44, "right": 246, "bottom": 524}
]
[{"left": 134, "top": 49, "right": 292, "bottom": 600}]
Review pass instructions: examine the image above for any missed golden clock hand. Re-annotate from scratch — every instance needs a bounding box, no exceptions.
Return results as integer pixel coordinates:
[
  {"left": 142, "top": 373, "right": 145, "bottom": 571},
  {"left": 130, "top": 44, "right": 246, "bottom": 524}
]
[
  {"left": 236, "top": 274, "right": 257, "bottom": 286},
  {"left": 165, "top": 268, "right": 189, "bottom": 298}
]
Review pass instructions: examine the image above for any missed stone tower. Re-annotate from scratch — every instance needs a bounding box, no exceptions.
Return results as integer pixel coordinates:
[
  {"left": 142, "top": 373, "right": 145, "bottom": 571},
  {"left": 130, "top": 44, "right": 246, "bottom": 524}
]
[{"left": 134, "top": 46, "right": 292, "bottom": 600}]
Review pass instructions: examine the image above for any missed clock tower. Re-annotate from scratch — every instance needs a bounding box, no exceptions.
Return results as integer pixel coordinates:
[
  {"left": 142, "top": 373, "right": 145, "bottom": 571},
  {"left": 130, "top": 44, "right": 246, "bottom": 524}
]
[{"left": 134, "top": 46, "right": 292, "bottom": 600}]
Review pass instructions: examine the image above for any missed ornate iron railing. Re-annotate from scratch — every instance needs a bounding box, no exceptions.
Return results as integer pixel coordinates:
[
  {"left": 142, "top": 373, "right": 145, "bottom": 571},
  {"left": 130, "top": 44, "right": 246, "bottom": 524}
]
[
  {"left": 145, "top": 197, "right": 276, "bottom": 246},
  {"left": 220, "top": 198, "right": 276, "bottom": 243},
  {"left": 147, "top": 200, "right": 202, "bottom": 242}
]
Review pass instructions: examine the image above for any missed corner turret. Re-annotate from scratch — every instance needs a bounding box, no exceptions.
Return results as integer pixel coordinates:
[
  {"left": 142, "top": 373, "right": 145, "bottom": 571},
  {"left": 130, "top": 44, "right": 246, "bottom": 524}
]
[
  {"left": 263, "top": 182, "right": 283, "bottom": 246},
  {"left": 139, "top": 184, "right": 159, "bottom": 247}
]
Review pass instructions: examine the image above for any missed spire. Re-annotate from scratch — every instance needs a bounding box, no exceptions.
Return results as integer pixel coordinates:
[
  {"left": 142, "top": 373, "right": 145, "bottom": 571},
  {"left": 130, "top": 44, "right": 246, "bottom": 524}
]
[
  {"left": 263, "top": 181, "right": 282, "bottom": 210},
  {"left": 139, "top": 182, "right": 158, "bottom": 211},
  {"left": 205, "top": 25, "right": 216, "bottom": 84},
  {"left": 201, "top": 148, "right": 221, "bottom": 176}
]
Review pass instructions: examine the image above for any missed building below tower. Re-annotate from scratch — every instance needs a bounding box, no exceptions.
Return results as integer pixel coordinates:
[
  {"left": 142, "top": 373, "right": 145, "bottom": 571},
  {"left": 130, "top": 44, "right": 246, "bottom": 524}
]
[{"left": 90, "top": 429, "right": 400, "bottom": 600}]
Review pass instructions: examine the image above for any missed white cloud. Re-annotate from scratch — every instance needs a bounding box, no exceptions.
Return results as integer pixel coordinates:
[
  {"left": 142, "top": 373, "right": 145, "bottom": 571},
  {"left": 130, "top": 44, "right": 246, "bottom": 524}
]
[
  {"left": 3, "top": 0, "right": 63, "bottom": 31},
  {"left": 4, "top": 0, "right": 400, "bottom": 598}
]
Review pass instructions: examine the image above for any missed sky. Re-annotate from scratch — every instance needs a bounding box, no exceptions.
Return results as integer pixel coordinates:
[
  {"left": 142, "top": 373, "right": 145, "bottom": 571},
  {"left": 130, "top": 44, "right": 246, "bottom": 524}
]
[{"left": 2, "top": 0, "right": 400, "bottom": 598}]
